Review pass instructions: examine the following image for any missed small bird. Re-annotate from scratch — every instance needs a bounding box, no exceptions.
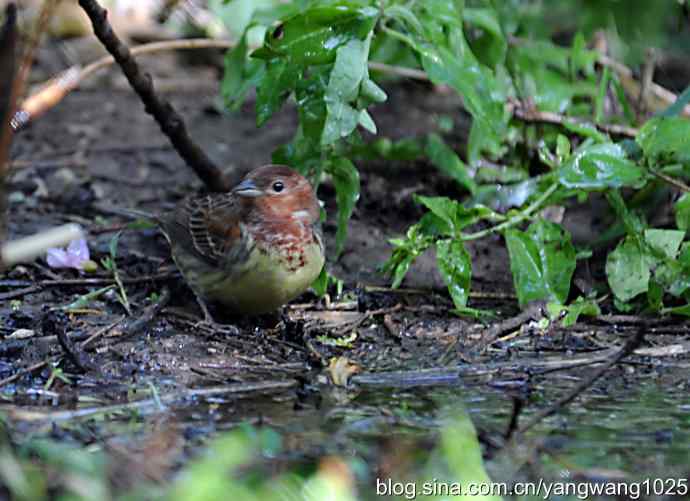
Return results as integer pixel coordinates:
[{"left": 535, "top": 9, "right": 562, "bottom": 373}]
[{"left": 148, "top": 165, "right": 324, "bottom": 321}]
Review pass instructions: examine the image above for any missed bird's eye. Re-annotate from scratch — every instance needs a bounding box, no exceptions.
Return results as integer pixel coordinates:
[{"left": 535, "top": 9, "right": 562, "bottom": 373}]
[{"left": 272, "top": 181, "right": 284, "bottom": 193}]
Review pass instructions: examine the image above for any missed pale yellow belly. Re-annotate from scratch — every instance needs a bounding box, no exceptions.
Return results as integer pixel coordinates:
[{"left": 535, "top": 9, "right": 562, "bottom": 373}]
[{"left": 187, "top": 241, "right": 324, "bottom": 315}]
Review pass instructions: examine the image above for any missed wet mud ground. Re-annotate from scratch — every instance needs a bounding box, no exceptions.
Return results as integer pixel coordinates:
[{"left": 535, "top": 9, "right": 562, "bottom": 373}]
[{"left": 2, "top": 52, "right": 690, "bottom": 496}]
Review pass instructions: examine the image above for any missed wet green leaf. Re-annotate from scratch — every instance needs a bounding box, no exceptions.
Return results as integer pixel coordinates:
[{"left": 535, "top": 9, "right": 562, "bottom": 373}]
[
  {"left": 637, "top": 117, "right": 690, "bottom": 164},
  {"left": 605, "top": 236, "right": 650, "bottom": 302},
  {"left": 675, "top": 193, "right": 690, "bottom": 232},
  {"left": 421, "top": 45, "right": 506, "bottom": 152},
  {"left": 436, "top": 239, "right": 471, "bottom": 309},
  {"left": 357, "top": 109, "right": 377, "bottom": 134},
  {"left": 509, "top": 46, "right": 574, "bottom": 114},
  {"left": 605, "top": 190, "right": 646, "bottom": 236},
  {"left": 329, "top": 157, "right": 360, "bottom": 256},
  {"left": 505, "top": 220, "right": 576, "bottom": 307},
  {"left": 547, "top": 297, "right": 601, "bottom": 327},
  {"left": 311, "top": 267, "right": 342, "bottom": 297},
  {"left": 256, "top": 58, "right": 299, "bottom": 126},
  {"left": 644, "top": 228, "right": 685, "bottom": 259},
  {"left": 359, "top": 77, "right": 387, "bottom": 103},
  {"left": 384, "top": 221, "right": 435, "bottom": 289},
  {"left": 663, "top": 302, "right": 690, "bottom": 317},
  {"left": 561, "top": 120, "right": 608, "bottom": 142},
  {"left": 414, "top": 195, "right": 498, "bottom": 235},
  {"left": 253, "top": 3, "right": 378, "bottom": 66},
  {"left": 295, "top": 68, "right": 329, "bottom": 145},
  {"left": 425, "top": 133, "right": 477, "bottom": 194},
  {"left": 222, "top": 34, "right": 266, "bottom": 110},
  {"left": 464, "top": 7, "right": 507, "bottom": 68},
  {"left": 322, "top": 37, "right": 368, "bottom": 144},
  {"left": 385, "top": 248, "right": 418, "bottom": 289},
  {"left": 558, "top": 142, "right": 645, "bottom": 189}
]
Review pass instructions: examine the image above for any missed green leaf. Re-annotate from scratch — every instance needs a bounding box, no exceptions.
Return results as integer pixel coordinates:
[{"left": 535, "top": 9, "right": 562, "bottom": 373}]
[
  {"left": 663, "top": 302, "right": 690, "bottom": 317},
  {"left": 384, "top": 4, "right": 424, "bottom": 34},
  {"left": 425, "top": 133, "right": 477, "bottom": 194},
  {"left": 211, "top": 0, "right": 279, "bottom": 38},
  {"left": 255, "top": 58, "right": 299, "bottom": 126},
  {"left": 547, "top": 296, "right": 601, "bottom": 327},
  {"left": 322, "top": 34, "right": 379, "bottom": 145},
  {"left": 414, "top": 195, "right": 498, "bottom": 235},
  {"left": 436, "top": 239, "right": 471, "bottom": 309},
  {"left": 556, "top": 134, "right": 571, "bottom": 163},
  {"left": 509, "top": 46, "right": 575, "bottom": 114},
  {"left": 312, "top": 266, "right": 329, "bottom": 297},
  {"left": 675, "top": 193, "right": 690, "bottom": 233},
  {"left": 558, "top": 142, "right": 645, "bottom": 189},
  {"left": 384, "top": 222, "right": 434, "bottom": 288},
  {"left": 311, "top": 267, "right": 341, "bottom": 297},
  {"left": 570, "top": 32, "right": 596, "bottom": 75},
  {"left": 659, "top": 84, "right": 690, "bottom": 117},
  {"left": 463, "top": 7, "right": 507, "bottom": 68},
  {"left": 637, "top": 117, "right": 690, "bottom": 164},
  {"left": 359, "top": 78, "right": 387, "bottom": 103},
  {"left": 440, "top": 407, "right": 502, "bottom": 501},
  {"left": 386, "top": 248, "right": 418, "bottom": 289},
  {"left": 294, "top": 68, "right": 329, "bottom": 145},
  {"left": 253, "top": 4, "right": 378, "bottom": 66},
  {"left": 606, "top": 190, "right": 646, "bottom": 236},
  {"left": 605, "top": 236, "right": 651, "bottom": 302},
  {"left": 644, "top": 228, "right": 685, "bottom": 259},
  {"left": 505, "top": 220, "right": 576, "bottom": 307},
  {"left": 329, "top": 157, "right": 360, "bottom": 257},
  {"left": 561, "top": 120, "right": 608, "bottom": 142},
  {"left": 648, "top": 278, "right": 664, "bottom": 311},
  {"left": 222, "top": 34, "right": 266, "bottom": 110},
  {"left": 421, "top": 45, "right": 506, "bottom": 153},
  {"left": 594, "top": 67, "right": 611, "bottom": 123}
]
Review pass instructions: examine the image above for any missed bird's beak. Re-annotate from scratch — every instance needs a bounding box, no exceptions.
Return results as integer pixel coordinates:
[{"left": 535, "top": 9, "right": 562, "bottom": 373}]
[{"left": 232, "top": 179, "right": 263, "bottom": 197}]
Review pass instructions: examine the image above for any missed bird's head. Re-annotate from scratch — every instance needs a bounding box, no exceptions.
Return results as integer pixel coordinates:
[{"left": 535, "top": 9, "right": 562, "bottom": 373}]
[{"left": 233, "top": 165, "right": 320, "bottom": 223}]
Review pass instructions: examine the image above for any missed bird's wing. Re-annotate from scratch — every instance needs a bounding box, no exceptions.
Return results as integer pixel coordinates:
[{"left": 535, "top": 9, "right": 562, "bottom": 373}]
[{"left": 161, "top": 194, "right": 244, "bottom": 267}]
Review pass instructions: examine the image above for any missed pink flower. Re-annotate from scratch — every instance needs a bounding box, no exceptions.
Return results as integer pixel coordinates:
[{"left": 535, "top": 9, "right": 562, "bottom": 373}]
[{"left": 46, "top": 238, "right": 90, "bottom": 270}]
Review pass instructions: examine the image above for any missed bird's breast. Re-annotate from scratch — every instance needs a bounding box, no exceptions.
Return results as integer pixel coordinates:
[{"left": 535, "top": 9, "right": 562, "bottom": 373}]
[{"left": 200, "top": 221, "right": 324, "bottom": 314}]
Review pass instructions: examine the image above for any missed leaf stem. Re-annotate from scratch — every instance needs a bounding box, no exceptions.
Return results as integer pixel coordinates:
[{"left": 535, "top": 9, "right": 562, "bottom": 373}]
[
  {"left": 379, "top": 24, "right": 418, "bottom": 52},
  {"left": 461, "top": 183, "right": 559, "bottom": 241}
]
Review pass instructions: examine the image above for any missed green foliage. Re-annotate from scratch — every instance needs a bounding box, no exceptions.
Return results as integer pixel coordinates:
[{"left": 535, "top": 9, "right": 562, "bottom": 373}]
[
  {"left": 218, "top": 0, "right": 690, "bottom": 318},
  {"left": 505, "top": 220, "right": 576, "bottom": 307},
  {"left": 547, "top": 296, "right": 601, "bottom": 327},
  {"left": 557, "top": 143, "right": 645, "bottom": 190},
  {"left": 0, "top": 414, "right": 499, "bottom": 501}
]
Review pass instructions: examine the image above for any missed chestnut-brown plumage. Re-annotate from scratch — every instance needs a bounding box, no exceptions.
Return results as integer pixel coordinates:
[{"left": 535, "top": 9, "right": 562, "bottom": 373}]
[{"left": 160, "top": 165, "right": 324, "bottom": 317}]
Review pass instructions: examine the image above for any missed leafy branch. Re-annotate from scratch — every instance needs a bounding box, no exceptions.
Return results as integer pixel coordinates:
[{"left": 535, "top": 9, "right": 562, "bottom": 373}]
[{"left": 218, "top": 0, "right": 690, "bottom": 318}]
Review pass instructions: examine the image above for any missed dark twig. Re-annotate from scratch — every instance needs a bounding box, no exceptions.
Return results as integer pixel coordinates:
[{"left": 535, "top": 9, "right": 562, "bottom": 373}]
[
  {"left": 0, "top": 4, "right": 18, "bottom": 244},
  {"left": 77, "top": 0, "right": 229, "bottom": 192},
  {"left": 518, "top": 328, "right": 646, "bottom": 434},
  {"left": 504, "top": 397, "right": 526, "bottom": 441},
  {"left": 509, "top": 101, "right": 639, "bottom": 138},
  {"left": 118, "top": 287, "right": 171, "bottom": 340},
  {"left": 0, "top": 285, "right": 41, "bottom": 300},
  {"left": 56, "top": 321, "right": 98, "bottom": 373},
  {"left": 0, "top": 359, "right": 52, "bottom": 388},
  {"left": 81, "top": 317, "right": 125, "bottom": 350},
  {"left": 0, "top": 272, "right": 177, "bottom": 288},
  {"left": 474, "top": 302, "right": 546, "bottom": 353}
]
